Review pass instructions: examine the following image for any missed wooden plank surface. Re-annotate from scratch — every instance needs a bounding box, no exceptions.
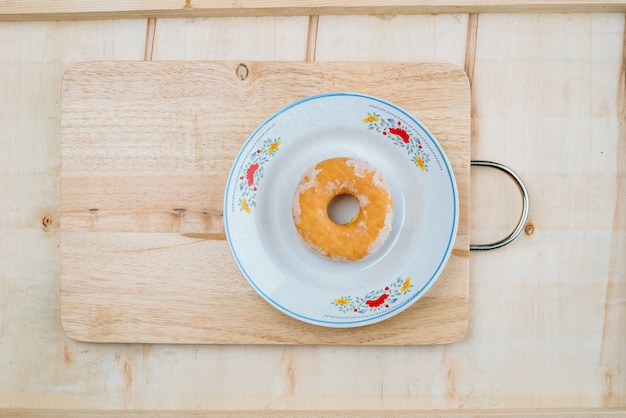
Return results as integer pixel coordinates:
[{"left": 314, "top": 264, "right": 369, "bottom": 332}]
[
  {"left": 0, "top": 11, "right": 624, "bottom": 414},
  {"left": 59, "top": 61, "right": 470, "bottom": 345},
  {"left": 2, "top": 409, "right": 626, "bottom": 417},
  {"left": 1, "top": 0, "right": 626, "bottom": 21}
]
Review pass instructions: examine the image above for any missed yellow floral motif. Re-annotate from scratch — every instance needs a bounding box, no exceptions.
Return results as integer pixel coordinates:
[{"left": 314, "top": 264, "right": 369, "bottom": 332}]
[
  {"left": 241, "top": 198, "right": 251, "bottom": 214},
  {"left": 334, "top": 298, "right": 350, "bottom": 305},
  {"left": 267, "top": 140, "right": 280, "bottom": 153},
  {"left": 362, "top": 114, "right": 380, "bottom": 123},
  {"left": 400, "top": 277, "right": 411, "bottom": 293},
  {"left": 416, "top": 156, "right": 425, "bottom": 171}
]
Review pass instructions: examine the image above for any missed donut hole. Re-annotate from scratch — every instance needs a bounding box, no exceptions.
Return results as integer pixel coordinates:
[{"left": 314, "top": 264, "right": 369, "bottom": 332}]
[{"left": 327, "top": 194, "right": 360, "bottom": 226}]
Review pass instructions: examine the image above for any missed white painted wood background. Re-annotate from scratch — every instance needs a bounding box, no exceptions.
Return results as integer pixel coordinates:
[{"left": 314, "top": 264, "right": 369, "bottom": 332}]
[{"left": 0, "top": 11, "right": 624, "bottom": 414}]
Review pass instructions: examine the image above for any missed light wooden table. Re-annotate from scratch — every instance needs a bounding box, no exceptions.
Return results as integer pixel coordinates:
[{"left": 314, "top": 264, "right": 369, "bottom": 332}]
[{"left": 0, "top": 2, "right": 624, "bottom": 416}]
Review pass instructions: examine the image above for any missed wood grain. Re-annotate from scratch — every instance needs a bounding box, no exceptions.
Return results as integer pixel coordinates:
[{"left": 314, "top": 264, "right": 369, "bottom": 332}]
[
  {"left": 2, "top": 11, "right": 625, "bottom": 414},
  {"left": 59, "top": 61, "right": 470, "bottom": 344},
  {"left": 1, "top": 0, "right": 626, "bottom": 21},
  {"left": 2, "top": 409, "right": 626, "bottom": 417}
]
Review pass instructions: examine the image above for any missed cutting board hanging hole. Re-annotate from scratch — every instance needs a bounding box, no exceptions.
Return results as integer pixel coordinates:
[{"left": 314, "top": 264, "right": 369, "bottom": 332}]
[
  {"left": 41, "top": 215, "right": 53, "bottom": 231},
  {"left": 236, "top": 63, "right": 249, "bottom": 81}
]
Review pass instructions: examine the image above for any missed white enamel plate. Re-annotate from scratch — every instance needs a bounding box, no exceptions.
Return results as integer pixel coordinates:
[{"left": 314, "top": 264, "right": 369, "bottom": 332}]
[{"left": 224, "top": 93, "right": 458, "bottom": 328}]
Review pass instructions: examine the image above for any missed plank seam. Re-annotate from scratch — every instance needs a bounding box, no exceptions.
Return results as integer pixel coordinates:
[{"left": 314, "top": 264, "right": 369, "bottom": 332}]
[
  {"left": 306, "top": 15, "right": 319, "bottom": 62},
  {"left": 144, "top": 18, "right": 157, "bottom": 61},
  {"left": 3, "top": 3, "right": 626, "bottom": 21},
  {"left": 464, "top": 13, "right": 479, "bottom": 87}
]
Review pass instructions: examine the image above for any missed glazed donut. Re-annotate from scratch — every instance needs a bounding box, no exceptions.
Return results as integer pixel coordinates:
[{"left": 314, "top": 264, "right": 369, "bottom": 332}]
[{"left": 292, "top": 157, "right": 393, "bottom": 262}]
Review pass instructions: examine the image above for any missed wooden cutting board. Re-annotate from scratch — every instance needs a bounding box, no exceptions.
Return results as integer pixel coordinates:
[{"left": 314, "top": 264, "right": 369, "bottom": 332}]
[{"left": 60, "top": 61, "right": 470, "bottom": 344}]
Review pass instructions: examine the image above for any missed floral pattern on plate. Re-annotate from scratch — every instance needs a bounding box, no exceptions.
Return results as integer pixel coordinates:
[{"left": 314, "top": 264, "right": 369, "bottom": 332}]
[
  {"left": 332, "top": 276, "right": 414, "bottom": 314},
  {"left": 363, "top": 113, "right": 431, "bottom": 172},
  {"left": 234, "top": 137, "right": 281, "bottom": 214},
  {"left": 225, "top": 93, "right": 458, "bottom": 328}
]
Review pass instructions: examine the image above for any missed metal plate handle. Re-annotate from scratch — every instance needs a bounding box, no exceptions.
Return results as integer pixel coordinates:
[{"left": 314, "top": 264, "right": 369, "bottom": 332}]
[{"left": 470, "top": 161, "right": 530, "bottom": 251}]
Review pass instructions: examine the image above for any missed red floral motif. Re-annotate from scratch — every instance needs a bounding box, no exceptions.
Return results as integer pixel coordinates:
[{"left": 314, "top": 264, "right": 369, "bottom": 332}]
[
  {"left": 362, "top": 112, "right": 430, "bottom": 172},
  {"left": 246, "top": 163, "right": 259, "bottom": 187},
  {"left": 365, "top": 293, "right": 389, "bottom": 308},
  {"left": 234, "top": 137, "right": 281, "bottom": 215},
  {"left": 332, "top": 276, "right": 414, "bottom": 314},
  {"left": 389, "top": 127, "right": 410, "bottom": 144}
]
